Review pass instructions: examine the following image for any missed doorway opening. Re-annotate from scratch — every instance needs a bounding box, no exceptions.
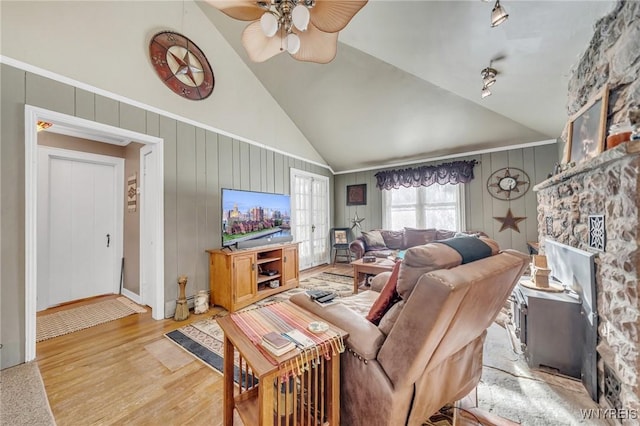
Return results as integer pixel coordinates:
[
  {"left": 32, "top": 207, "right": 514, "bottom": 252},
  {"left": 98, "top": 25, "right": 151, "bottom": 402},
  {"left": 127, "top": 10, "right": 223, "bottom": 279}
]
[
  {"left": 24, "top": 105, "right": 165, "bottom": 361},
  {"left": 290, "top": 168, "right": 330, "bottom": 270}
]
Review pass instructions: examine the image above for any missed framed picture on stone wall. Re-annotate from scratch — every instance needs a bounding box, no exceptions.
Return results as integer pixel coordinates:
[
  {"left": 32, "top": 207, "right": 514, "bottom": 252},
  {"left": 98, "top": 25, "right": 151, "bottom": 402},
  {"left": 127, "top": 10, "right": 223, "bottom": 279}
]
[{"left": 565, "top": 85, "right": 608, "bottom": 165}]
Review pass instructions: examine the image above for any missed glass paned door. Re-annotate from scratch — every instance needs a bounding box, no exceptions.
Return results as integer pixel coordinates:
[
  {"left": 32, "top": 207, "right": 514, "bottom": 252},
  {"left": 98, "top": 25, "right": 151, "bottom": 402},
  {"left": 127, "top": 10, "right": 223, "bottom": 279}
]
[{"left": 291, "top": 169, "right": 329, "bottom": 270}]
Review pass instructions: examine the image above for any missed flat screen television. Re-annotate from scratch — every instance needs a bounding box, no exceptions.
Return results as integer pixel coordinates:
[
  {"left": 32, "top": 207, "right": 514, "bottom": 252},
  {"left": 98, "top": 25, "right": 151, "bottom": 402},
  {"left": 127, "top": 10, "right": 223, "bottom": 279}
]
[{"left": 221, "top": 188, "right": 292, "bottom": 248}]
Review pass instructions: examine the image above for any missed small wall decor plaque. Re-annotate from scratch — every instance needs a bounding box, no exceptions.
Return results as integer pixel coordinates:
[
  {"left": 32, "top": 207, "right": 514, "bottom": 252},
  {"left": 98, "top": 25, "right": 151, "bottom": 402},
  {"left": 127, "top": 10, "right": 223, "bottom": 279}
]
[
  {"left": 127, "top": 173, "right": 137, "bottom": 212},
  {"left": 545, "top": 216, "right": 553, "bottom": 236},
  {"left": 588, "top": 215, "right": 605, "bottom": 251}
]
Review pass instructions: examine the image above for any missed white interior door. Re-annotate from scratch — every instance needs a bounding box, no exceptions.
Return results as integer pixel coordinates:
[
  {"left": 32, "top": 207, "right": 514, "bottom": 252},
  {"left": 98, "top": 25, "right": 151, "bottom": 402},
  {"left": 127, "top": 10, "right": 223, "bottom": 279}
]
[
  {"left": 37, "top": 147, "right": 123, "bottom": 309},
  {"left": 140, "top": 144, "right": 157, "bottom": 308},
  {"left": 291, "top": 169, "right": 330, "bottom": 270}
]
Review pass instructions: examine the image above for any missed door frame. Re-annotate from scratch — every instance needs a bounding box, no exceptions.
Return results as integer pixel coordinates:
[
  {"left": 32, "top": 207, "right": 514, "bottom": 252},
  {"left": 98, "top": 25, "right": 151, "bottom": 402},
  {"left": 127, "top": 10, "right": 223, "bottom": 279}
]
[
  {"left": 37, "top": 146, "right": 124, "bottom": 309},
  {"left": 290, "top": 168, "right": 331, "bottom": 268},
  {"left": 24, "top": 105, "right": 165, "bottom": 362},
  {"left": 139, "top": 144, "right": 158, "bottom": 309}
]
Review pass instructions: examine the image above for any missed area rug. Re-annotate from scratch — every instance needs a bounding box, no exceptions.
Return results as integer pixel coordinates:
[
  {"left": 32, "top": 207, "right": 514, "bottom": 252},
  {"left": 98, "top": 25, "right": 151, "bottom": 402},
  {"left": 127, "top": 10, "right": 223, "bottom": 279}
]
[
  {"left": 164, "top": 268, "right": 600, "bottom": 425},
  {"left": 37, "top": 296, "right": 147, "bottom": 342},
  {"left": 0, "top": 361, "right": 56, "bottom": 426},
  {"left": 165, "top": 272, "right": 353, "bottom": 381},
  {"left": 252, "top": 271, "right": 353, "bottom": 307}
]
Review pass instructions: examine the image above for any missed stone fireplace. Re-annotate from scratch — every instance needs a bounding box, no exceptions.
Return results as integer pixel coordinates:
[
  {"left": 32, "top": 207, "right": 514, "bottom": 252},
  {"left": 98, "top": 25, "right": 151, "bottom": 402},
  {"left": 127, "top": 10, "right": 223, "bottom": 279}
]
[
  {"left": 535, "top": 141, "right": 640, "bottom": 414},
  {"left": 534, "top": 1, "right": 640, "bottom": 415}
]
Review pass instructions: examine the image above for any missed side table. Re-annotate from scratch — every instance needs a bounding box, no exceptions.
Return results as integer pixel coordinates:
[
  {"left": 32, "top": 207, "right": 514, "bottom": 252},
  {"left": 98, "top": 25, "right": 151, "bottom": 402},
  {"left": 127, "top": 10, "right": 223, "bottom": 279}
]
[
  {"left": 350, "top": 258, "right": 395, "bottom": 293},
  {"left": 217, "top": 302, "right": 348, "bottom": 425}
]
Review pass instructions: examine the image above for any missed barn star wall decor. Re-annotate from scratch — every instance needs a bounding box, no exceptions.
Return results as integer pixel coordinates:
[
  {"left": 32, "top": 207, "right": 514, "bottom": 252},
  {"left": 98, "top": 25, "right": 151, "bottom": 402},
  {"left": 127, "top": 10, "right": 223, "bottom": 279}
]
[
  {"left": 350, "top": 211, "right": 365, "bottom": 230},
  {"left": 493, "top": 208, "right": 526, "bottom": 232},
  {"left": 149, "top": 31, "right": 214, "bottom": 100}
]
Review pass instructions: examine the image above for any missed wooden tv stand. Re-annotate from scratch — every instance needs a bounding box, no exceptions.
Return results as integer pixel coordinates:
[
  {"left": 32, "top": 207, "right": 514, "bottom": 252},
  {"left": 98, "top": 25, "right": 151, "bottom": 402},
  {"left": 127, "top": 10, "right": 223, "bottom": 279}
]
[{"left": 206, "top": 243, "right": 299, "bottom": 312}]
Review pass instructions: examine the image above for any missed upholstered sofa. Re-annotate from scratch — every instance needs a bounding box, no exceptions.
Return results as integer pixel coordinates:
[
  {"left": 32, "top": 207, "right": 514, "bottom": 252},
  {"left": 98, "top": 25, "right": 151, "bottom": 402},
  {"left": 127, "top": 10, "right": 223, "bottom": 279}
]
[
  {"left": 291, "top": 235, "right": 528, "bottom": 425},
  {"left": 349, "top": 228, "right": 487, "bottom": 259}
]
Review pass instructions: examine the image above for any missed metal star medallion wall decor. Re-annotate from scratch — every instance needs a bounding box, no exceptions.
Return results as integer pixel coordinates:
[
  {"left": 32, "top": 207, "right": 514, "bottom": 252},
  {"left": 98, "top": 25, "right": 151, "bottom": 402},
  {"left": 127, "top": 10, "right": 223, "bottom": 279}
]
[
  {"left": 493, "top": 208, "right": 526, "bottom": 233},
  {"left": 486, "top": 167, "right": 530, "bottom": 201},
  {"left": 149, "top": 31, "right": 215, "bottom": 100}
]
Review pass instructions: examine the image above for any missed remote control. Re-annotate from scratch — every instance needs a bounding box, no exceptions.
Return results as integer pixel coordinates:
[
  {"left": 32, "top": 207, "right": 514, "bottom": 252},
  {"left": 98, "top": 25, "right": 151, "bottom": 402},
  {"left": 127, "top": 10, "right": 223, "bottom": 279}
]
[
  {"left": 307, "top": 290, "right": 332, "bottom": 300},
  {"left": 316, "top": 293, "right": 336, "bottom": 304}
]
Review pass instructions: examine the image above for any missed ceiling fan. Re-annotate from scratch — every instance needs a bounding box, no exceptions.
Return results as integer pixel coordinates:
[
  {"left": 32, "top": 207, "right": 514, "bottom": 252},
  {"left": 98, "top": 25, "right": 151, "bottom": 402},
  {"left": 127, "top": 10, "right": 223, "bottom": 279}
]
[{"left": 205, "top": 0, "right": 368, "bottom": 63}]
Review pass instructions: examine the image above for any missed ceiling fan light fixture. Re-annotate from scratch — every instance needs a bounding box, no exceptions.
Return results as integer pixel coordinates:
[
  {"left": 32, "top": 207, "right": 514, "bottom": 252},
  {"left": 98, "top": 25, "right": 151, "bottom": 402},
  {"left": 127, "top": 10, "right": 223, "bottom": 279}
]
[
  {"left": 292, "top": 4, "right": 310, "bottom": 31},
  {"left": 491, "top": 0, "right": 508, "bottom": 27},
  {"left": 208, "top": 0, "right": 368, "bottom": 63},
  {"left": 286, "top": 32, "right": 301, "bottom": 54},
  {"left": 260, "top": 12, "right": 279, "bottom": 37}
]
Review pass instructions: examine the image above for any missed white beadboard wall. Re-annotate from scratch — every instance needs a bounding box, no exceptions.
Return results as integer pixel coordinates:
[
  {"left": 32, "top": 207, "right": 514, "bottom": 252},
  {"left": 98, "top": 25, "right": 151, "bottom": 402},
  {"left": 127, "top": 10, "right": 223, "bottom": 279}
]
[
  {"left": 0, "top": 62, "right": 334, "bottom": 357},
  {"left": 334, "top": 143, "right": 557, "bottom": 254}
]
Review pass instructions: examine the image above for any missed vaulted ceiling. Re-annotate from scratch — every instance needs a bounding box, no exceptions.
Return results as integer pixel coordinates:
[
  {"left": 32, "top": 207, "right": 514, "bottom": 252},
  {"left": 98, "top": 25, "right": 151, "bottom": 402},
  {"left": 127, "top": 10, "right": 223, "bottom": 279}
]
[{"left": 198, "top": 1, "right": 614, "bottom": 173}]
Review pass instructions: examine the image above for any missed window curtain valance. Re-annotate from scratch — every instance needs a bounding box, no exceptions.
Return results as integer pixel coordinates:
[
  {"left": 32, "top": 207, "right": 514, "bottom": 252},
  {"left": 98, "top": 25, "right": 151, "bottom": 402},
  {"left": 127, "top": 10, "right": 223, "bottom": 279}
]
[{"left": 375, "top": 160, "right": 478, "bottom": 190}]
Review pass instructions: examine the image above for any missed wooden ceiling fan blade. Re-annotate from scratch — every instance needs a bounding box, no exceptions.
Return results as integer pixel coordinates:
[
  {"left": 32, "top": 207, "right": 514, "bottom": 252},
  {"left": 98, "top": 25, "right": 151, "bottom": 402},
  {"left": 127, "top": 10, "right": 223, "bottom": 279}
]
[
  {"left": 292, "top": 23, "right": 338, "bottom": 64},
  {"left": 310, "top": 0, "right": 368, "bottom": 33},
  {"left": 204, "top": 0, "right": 265, "bottom": 21},
  {"left": 242, "top": 21, "right": 285, "bottom": 62}
]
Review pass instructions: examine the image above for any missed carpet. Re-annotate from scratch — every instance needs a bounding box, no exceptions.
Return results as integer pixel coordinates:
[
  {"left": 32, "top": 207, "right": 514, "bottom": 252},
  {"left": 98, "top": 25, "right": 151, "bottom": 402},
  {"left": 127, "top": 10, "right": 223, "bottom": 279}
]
[
  {"left": 165, "top": 272, "right": 353, "bottom": 380},
  {"left": 0, "top": 361, "right": 56, "bottom": 426},
  {"left": 37, "top": 296, "right": 147, "bottom": 342},
  {"left": 252, "top": 272, "right": 353, "bottom": 307}
]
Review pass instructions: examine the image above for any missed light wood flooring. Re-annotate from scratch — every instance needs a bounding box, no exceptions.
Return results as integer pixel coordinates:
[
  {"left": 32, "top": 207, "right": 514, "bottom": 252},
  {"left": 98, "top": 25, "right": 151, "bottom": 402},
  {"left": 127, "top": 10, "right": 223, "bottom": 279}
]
[{"left": 36, "top": 263, "right": 352, "bottom": 426}]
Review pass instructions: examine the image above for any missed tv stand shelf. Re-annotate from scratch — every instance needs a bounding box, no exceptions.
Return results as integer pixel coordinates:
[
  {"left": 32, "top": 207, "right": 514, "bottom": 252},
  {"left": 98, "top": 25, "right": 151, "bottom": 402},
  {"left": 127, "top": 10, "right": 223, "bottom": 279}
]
[
  {"left": 257, "top": 256, "right": 281, "bottom": 264},
  {"left": 206, "top": 243, "right": 299, "bottom": 312},
  {"left": 257, "top": 273, "right": 281, "bottom": 284}
]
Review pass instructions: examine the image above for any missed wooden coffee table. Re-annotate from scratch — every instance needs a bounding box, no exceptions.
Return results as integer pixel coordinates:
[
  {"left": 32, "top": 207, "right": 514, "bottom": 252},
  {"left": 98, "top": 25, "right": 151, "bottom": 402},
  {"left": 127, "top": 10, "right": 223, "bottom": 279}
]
[
  {"left": 351, "top": 258, "right": 395, "bottom": 293},
  {"left": 217, "top": 302, "right": 348, "bottom": 426}
]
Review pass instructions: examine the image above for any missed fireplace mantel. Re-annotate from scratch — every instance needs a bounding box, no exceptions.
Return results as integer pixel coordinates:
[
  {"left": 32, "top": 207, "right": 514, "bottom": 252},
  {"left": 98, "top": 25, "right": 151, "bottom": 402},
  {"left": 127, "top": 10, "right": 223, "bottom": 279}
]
[{"left": 534, "top": 140, "right": 640, "bottom": 192}]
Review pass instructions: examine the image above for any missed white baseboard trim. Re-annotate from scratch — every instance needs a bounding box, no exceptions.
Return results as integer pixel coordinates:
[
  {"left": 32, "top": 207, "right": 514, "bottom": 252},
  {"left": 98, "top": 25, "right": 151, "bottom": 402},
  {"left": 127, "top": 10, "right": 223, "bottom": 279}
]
[{"left": 121, "top": 288, "right": 142, "bottom": 305}]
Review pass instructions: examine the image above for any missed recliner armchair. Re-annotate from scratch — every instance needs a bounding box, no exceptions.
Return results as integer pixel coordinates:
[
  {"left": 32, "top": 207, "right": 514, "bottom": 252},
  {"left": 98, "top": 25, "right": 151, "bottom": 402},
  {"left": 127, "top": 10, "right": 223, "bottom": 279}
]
[{"left": 291, "top": 239, "right": 528, "bottom": 425}]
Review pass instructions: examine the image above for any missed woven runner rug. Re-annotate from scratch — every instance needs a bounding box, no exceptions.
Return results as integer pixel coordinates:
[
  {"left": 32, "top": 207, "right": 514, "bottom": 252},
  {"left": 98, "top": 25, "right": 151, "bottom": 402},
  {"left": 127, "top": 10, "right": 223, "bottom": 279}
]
[
  {"left": 164, "top": 272, "right": 353, "bottom": 381},
  {"left": 37, "top": 296, "right": 147, "bottom": 342}
]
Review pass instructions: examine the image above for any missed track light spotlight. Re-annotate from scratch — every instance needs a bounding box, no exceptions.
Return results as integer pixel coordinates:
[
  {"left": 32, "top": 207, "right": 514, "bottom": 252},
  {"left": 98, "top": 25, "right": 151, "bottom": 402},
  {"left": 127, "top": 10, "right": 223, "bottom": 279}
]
[
  {"left": 491, "top": 0, "right": 509, "bottom": 27},
  {"left": 481, "top": 67, "right": 497, "bottom": 88}
]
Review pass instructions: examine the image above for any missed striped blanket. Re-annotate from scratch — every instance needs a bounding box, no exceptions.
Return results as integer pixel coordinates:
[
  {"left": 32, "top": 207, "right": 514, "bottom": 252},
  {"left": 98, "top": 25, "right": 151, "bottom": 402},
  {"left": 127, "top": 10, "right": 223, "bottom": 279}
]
[{"left": 230, "top": 302, "right": 345, "bottom": 379}]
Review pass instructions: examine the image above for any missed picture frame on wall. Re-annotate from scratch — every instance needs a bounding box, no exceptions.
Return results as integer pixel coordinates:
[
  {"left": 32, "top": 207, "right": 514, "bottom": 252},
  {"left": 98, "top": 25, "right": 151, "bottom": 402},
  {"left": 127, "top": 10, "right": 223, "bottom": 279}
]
[
  {"left": 564, "top": 85, "right": 608, "bottom": 165},
  {"left": 346, "top": 184, "right": 367, "bottom": 206}
]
